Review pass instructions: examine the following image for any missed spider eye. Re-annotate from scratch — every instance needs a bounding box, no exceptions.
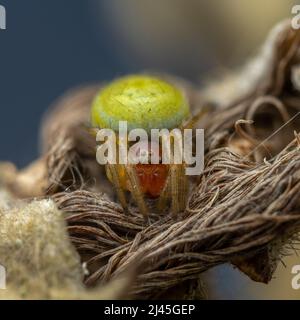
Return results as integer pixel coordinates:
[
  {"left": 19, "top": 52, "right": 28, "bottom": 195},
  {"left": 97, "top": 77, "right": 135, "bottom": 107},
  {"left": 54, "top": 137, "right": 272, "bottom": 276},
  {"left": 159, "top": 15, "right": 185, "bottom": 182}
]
[{"left": 129, "top": 140, "right": 160, "bottom": 164}]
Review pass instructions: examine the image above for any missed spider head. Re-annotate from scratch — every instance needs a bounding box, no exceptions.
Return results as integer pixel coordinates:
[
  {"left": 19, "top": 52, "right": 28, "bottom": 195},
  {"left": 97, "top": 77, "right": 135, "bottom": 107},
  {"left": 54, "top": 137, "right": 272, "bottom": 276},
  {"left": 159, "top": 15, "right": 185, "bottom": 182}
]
[{"left": 129, "top": 140, "right": 169, "bottom": 198}]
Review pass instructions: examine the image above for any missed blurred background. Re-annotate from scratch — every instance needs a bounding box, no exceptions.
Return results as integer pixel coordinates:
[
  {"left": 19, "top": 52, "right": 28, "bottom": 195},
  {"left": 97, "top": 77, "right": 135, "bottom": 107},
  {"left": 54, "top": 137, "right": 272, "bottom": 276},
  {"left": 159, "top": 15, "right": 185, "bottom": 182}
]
[{"left": 0, "top": 0, "right": 298, "bottom": 299}]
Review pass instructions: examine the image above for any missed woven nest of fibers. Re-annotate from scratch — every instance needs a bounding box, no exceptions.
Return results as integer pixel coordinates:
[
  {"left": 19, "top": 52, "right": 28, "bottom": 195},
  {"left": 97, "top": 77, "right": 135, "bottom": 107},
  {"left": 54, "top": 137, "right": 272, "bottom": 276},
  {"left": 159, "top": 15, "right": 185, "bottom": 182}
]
[{"left": 2, "top": 20, "right": 300, "bottom": 299}]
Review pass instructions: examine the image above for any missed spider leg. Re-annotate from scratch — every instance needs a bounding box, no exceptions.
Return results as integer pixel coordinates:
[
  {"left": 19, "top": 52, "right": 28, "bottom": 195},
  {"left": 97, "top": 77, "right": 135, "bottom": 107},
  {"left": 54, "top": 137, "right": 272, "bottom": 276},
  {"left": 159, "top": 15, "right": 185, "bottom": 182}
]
[
  {"left": 157, "top": 172, "right": 171, "bottom": 213},
  {"left": 181, "top": 106, "right": 210, "bottom": 130},
  {"left": 170, "top": 163, "right": 188, "bottom": 216},
  {"left": 170, "top": 164, "right": 180, "bottom": 216},
  {"left": 106, "top": 164, "right": 128, "bottom": 213},
  {"left": 179, "top": 163, "right": 188, "bottom": 212},
  {"left": 124, "top": 164, "right": 149, "bottom": 219}
]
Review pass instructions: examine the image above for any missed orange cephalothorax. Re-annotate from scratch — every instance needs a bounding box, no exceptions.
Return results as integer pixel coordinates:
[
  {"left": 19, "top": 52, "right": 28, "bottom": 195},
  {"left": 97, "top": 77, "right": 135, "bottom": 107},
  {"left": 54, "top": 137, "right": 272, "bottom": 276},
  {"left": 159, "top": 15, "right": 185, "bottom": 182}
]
[
  {"left": 129, "top": 139, "right": 168, "bottom": 197},
  {"left": 108, "top": 163, "right": 169, "bottom": 198},
  {"left": 109, "top": 140, "right": 169, "bottom": 198},
  {"left": 134, "top": 164, "right": 169, "bottom": 198}
]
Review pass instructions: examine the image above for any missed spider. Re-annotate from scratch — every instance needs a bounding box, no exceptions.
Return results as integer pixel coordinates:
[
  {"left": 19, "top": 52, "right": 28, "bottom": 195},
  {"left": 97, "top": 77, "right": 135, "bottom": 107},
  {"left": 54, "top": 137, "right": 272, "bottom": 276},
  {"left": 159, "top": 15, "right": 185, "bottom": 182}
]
[{"left": 90, "top": 75, "right": 203, "bottom": 217}]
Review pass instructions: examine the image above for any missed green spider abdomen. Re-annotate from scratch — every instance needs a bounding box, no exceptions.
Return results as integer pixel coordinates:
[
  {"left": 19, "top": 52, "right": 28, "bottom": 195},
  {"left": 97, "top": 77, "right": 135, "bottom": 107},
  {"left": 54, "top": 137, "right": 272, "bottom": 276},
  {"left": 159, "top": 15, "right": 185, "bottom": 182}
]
[{"left": 91, "top": 75, "right": 190, "bottom": 133}]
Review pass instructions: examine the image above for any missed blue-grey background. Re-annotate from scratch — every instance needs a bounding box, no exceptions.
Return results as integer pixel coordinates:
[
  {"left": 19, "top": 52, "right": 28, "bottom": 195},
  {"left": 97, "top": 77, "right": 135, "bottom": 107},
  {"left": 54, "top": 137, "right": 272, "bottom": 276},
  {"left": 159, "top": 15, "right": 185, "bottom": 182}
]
[
  {"left": 0, "top": 0, "right": 129, "bottom": 167},
  {"left": 0, "top": 0, "right": 296, "bottom": 299}
]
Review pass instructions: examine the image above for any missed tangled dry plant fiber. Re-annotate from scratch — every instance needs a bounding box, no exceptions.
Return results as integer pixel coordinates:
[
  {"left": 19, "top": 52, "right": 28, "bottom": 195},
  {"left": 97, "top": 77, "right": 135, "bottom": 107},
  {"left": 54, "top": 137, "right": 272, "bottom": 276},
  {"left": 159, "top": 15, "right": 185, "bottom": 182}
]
[
  {"left": 1, "top": 20, "right": 300, "bottom": 299},
  {"left": 51, "top": 134, "right": 300, "bottom": 298}
]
